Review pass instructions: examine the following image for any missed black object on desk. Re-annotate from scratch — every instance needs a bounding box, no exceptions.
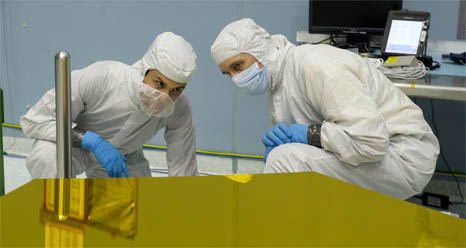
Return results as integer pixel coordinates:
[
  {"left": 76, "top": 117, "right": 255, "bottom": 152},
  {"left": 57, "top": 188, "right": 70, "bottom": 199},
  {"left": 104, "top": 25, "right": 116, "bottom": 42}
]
[
  {"left": 416, "top": 55, "right": 441, "bottom": 70},
  {"left": 441, "top": 52, "right": 466, "bottom": 65}
]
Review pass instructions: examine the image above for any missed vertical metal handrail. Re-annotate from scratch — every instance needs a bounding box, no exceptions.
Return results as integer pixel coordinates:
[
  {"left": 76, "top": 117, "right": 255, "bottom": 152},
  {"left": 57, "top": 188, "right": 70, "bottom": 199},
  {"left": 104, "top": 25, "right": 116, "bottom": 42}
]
[
  {"left": 55, "top": 51, "right": 72, "bottom": 178},
  {"left": 55, "top": 51, "right": 71, "bottom": 220}
]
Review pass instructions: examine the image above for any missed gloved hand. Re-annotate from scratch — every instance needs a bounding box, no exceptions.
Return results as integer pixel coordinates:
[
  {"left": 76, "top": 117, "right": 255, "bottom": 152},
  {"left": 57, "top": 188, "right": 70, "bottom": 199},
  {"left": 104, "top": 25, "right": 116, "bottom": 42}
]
[
  {"left": 262, "top": 123, "right": 292, "bottom": 147},
  {"left": 81, "top": 131, "right": 129, "bottom": 178},
  {"left": 263, "top": 145, "right": 275, "bottom": 163},
  {"left": 289, "top": 124, "right": 309, "bottom": 144}
]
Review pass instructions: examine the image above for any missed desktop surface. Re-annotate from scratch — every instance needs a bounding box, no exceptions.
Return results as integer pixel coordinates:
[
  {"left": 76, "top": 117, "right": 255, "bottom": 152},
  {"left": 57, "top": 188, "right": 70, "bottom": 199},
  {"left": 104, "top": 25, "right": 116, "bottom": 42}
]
[{"left": 427, "top": 52, "right": 466, "bottom": 77}]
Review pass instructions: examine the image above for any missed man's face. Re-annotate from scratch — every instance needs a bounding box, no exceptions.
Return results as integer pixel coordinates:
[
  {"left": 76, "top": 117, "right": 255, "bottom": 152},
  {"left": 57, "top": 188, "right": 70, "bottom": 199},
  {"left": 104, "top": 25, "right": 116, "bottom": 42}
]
[
  {"left": 143, "top": 69, "right": 186, "bottom": 100},
  {"left": 219, "top": 53, "right": 263, "bottom": 78}
]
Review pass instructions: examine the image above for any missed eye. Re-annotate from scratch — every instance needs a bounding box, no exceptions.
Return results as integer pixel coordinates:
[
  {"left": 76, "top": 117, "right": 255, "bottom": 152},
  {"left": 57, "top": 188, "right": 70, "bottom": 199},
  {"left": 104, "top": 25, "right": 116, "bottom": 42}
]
[
  {"left": 153, "top": 80, "right": 164, "bottom": 88},
  {"left": 171, "top": 87, "right": 184, "bottom": 95},
  {"left": 233, "top": 62, "right": 243, "bottom": 71}
]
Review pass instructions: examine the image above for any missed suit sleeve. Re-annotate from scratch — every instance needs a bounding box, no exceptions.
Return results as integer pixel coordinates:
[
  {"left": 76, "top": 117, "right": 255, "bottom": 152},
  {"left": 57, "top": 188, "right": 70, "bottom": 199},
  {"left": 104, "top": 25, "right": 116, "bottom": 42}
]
[
  {"left": 20, "top": 62, "right": 107, "bottom": 142},
  {"left": 164, "top": 95, "right": 199, "bottom": 176},
  {"left": 300, "top": 51, "right": 389, "bottom": 166}
]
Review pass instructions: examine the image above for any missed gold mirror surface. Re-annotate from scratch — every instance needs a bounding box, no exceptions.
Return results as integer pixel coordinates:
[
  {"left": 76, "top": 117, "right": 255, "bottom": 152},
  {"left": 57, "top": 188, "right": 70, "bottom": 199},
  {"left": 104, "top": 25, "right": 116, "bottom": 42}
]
[{"left": 1, "top": 172, "right": 465, "bottom": 247}]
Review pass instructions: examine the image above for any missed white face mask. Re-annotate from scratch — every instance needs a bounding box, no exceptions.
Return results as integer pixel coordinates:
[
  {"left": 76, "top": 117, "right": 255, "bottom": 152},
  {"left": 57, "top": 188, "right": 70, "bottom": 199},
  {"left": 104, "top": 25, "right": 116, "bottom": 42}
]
[
  {"left": 232, "top": 62, "right": 270, "bottom": 95},
  {"left": 137, "top": 83, "right": 175, "bottom": 118}
]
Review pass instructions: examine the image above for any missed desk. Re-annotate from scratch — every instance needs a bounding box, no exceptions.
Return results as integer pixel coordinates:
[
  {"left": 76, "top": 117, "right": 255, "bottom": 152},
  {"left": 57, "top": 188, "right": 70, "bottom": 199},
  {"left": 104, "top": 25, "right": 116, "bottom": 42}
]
[
  {"left": 1, "top": 173, "right": 464, "bottom": 247},
  {"left": 392, "top": 74, "right": 466, "bottom": 102},
  {"left": 296, "top": 31, "right": 466, "bottom": 102},
  {"left": 394, "top": 52, "right": 466, "bottom": 102}
]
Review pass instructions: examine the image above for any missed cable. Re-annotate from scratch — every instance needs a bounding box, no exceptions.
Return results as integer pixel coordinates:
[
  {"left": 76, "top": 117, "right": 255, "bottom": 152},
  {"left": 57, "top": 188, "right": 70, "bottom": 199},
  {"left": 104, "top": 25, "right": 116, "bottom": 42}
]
[
  {"left": 311, "top": 36, "right": 331, "bottom": 45},
  {"left": 329, "top": 34, "right": 337, "bottom": 46},
  {"left": 435, "top": 170, "right": 466, "bottom": 177},
  {"left": 363, "top": 41, "right": 372, "bottom": 53},
  {"left": 329, "top": 34, "right": 348, "bottom": 48},
  {"left": 430, "top": 60, "right": 441, "bottom": 70},
  {"left": 378, "top": 60, "right": 427, "bottom": 80},
  {"left": 365, "top": 58, "right": 384, "bottom": 68},
  {"left": 430, "top": 99, "right": 464, "bottom": 204}
]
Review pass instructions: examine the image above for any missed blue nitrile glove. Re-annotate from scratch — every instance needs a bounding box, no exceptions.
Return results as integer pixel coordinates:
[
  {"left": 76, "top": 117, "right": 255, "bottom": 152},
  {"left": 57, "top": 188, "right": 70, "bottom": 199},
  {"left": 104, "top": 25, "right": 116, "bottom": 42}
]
[
  {"left": 263, "top": 145, "right": 275, "bottom": 162},
  {"left": 262, "top": 123, "right": 292, "bottom": 147},
  {"left": 289, "top": 124, "right": 309, "bottom": 144},
  {"left": 81, "top": 131, "right": 129, "bottom": 178}
]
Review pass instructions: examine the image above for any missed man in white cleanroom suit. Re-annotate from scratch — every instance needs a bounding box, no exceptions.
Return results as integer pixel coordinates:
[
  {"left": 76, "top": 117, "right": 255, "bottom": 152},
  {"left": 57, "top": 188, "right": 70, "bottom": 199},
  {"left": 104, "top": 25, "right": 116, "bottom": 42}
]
[
  {"left": 21, "top": 32, "right": 199, "bottom": 178},
  {"left": 210, "top": 18, "right": 439, "bottom": 200}
]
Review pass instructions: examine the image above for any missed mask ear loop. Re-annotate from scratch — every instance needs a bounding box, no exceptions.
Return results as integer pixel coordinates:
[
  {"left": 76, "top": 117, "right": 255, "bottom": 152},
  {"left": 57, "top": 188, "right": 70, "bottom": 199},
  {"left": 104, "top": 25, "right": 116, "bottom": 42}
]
[
  {"left": 254, "top": 48, "right": 276, "bottom": 91},
  {"left": 259, "top": 63, "right": 272, "bottom": 94},
  {"left": 237, "top": 51, "right": 264, "bottom": 69},
  {"left": 248, "top": 52, "right": 264, "bottom": 69}
]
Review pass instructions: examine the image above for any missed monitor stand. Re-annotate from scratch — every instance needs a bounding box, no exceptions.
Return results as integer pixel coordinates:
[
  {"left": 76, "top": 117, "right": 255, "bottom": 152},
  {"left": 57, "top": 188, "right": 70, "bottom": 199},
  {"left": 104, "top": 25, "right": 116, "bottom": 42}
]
[{"left": 345, "top": 34, "right": 373, "bottom": 53}]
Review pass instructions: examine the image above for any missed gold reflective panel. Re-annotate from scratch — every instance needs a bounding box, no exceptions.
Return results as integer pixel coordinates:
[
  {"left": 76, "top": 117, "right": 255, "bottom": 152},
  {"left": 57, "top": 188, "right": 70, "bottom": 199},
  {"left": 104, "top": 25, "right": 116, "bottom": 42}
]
[
  {"left": 86, "top": 178, "right": 138, "bottom": 238},
  {"left": 1, "top": 172, "right": 465, "bottom": 247},
  {"left": 39, "top": 178, "right": 137, "bottom": 247}
]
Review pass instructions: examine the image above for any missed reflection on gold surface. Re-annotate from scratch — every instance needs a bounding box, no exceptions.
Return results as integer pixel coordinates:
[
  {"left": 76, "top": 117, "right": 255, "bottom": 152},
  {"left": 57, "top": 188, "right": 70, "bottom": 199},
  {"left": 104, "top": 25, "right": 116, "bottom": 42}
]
[
  {"left": 45, "top": 179, "right": 86, "bottom": 220},
  {"left": 45, "top": 220, "right": 83, "bottom": 248},
  {"left": 224, "top": 174, "right": 254, "bottom": 184},
  {"left": 42, "top": 178, "right": 138, "bottom": 246},
  {"left": 87, "top": 178, "right": 138, "bottom": 238}
]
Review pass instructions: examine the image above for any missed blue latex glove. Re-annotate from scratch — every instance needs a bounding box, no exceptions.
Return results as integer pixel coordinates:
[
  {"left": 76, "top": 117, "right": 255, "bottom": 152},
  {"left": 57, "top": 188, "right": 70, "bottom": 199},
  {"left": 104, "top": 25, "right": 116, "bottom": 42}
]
[
  {"left": 262, "top": 123, "right": 292, "bottom": 147},
  {"left": 289, "top": 124, "right": 309, "bottom": 144},
  {"left": 82, "top": 131, "right": 129, "bottom": 178},
  {"left": 263, "top": 145, "right": 275, "bottom": 162}
]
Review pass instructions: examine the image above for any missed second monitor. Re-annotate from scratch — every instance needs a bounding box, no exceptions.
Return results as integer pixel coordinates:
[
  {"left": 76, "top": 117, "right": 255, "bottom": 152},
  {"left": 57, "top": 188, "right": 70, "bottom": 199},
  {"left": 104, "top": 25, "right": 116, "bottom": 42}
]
[{"left": 308, "top": 0, "right": 402, "bottom": 49}]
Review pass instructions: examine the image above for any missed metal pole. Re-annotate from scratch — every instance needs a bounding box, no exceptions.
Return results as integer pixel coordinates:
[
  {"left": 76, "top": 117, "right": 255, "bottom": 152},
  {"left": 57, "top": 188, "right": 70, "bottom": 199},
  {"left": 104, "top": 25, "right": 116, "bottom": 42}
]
[
  {"left": 55, "top": 51, "right": 72, "bottom": 178},
  {"left": 55, "top": 51, "right": 71, "bottom": 220}
]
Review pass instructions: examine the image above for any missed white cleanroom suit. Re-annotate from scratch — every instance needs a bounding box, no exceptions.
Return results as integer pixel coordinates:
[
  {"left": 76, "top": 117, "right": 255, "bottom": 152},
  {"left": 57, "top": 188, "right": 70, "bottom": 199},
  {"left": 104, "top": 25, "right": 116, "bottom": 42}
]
[
  {"left": 21, "top": 32, "right": 198, "bottom": 178},
  {"left": 211, "top": 19, "right": 439, "bottom": 200}
]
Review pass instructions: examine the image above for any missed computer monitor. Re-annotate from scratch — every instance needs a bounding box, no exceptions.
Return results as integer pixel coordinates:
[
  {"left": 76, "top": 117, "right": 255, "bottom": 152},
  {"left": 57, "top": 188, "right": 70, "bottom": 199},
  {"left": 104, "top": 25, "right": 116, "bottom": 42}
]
[
  {"left": 381, "top": 10, "right": 430, "bottom": 57},
  {"left": 308, "top": 0, "right": 402, "bottom": 48}
]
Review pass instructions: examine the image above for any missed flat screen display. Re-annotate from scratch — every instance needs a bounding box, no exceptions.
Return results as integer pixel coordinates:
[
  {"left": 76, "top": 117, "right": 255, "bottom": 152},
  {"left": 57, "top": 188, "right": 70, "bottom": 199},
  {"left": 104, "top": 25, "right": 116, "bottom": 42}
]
[
  {"left": 384, "top": 20, "right": 424, "bottom": 54},
  {"left": 309, "top": 0, "right": 402, "bottom": 35}
]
